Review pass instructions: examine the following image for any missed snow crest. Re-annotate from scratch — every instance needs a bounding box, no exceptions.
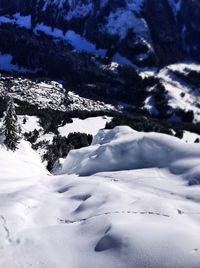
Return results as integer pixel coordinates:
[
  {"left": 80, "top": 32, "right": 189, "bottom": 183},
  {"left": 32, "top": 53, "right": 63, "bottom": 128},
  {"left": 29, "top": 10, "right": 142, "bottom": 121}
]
[{"left": 62, "top": 126, "right": 200, "bottom": 182}]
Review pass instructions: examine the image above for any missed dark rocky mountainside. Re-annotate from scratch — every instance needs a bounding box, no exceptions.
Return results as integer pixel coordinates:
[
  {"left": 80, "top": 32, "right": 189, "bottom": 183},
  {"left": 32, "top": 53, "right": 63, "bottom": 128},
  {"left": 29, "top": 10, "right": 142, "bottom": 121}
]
[
  {"left": 0, "top": 0, "right": 200, "bottom": 66},
  {"left": 0, "top": 0, "right": 199, "bottom": 125}
]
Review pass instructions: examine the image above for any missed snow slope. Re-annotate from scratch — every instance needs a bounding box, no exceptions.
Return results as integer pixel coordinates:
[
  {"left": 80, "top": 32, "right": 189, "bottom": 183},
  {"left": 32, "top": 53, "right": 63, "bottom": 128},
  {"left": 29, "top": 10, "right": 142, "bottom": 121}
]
[
  {"left": 0, "top": 139, "right": 47, "bottom": 178},
  {"left": 1, "top": 127, "right": 200, "bottom": 267}
]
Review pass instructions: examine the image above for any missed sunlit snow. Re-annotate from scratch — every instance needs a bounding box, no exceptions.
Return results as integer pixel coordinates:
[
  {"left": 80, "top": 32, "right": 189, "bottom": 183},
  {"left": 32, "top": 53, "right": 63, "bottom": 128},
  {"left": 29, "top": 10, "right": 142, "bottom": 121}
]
[{"left": 1, "top": 126, "right": 200, "bottom": 267}]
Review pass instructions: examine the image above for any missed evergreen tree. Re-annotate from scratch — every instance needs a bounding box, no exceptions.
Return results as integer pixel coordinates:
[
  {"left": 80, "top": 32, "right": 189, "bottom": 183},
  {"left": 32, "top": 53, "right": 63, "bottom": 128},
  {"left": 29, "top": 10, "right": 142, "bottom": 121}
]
[{"left": 3, "top": 98, "right": 21, "bottom": 151}]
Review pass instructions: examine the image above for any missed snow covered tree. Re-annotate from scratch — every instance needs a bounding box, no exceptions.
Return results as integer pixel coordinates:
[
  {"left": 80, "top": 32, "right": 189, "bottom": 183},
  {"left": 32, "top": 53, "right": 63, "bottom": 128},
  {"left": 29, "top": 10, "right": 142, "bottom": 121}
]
[{"left": 2, "top": 98, "right": 21, "bottom": 151}]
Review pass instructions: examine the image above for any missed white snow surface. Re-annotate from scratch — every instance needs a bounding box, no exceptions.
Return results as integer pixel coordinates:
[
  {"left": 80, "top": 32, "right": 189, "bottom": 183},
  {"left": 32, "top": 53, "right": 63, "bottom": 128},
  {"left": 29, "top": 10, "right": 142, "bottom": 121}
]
[
  {"left": 58, "top": 116, "right": 112, "bottom": 136},
  {"left": 0, "top": 139, "right": 47, "bottom": 178},
  {"left": 182, "top": 130, "right": 200, "bottom": 144},
  {"left": 18, "top": 116, "right": 41, "bottom": 133},
  {"left": 62, "top": 126, "right": 200, "bottom": 177},
  {"left": 1, "top": 126, "right": 200, "bottom": 267}
]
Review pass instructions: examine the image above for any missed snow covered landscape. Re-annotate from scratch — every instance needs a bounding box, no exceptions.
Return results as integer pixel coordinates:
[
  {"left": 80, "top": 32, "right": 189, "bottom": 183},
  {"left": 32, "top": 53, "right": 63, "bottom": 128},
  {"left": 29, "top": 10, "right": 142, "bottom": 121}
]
[
  {"left": 1, "top": 126, "right": 200, "bottom": 267},
  {"left": 0, "top": 0, "right": 200, "bottom": 267}
]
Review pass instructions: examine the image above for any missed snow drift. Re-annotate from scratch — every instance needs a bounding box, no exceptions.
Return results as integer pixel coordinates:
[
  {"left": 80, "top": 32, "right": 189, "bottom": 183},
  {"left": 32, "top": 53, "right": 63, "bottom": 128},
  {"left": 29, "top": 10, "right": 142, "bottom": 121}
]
[{"left": 62, "top": 126, "right": 200, "bottom": 183}]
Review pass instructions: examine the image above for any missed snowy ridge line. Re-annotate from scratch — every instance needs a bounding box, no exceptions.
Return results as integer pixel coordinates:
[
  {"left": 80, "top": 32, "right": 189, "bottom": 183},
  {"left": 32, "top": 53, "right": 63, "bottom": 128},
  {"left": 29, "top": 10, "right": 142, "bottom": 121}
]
[{"left": 58, "top": 210, "right": 171, "bottom": 224}]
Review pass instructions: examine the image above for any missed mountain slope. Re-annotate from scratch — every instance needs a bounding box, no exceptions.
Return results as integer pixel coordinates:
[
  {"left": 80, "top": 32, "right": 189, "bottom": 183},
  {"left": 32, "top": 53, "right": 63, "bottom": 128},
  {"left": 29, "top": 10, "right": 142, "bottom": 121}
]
[
  {"left": 0, "top": 0, "right": 200, "bottom": 67},
  {"left": 0, "top": 1, "right": 199, "bottom": 135}
]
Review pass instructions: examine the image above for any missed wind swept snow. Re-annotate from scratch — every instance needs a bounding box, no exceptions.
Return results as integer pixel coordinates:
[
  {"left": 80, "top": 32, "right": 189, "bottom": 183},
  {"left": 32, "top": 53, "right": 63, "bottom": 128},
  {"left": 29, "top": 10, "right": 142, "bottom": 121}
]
[
  {"left": 1, "top": 127, "right": 200, "bottom": 267},
  {"left": 62, "top": 126, "right": 200, "bottom": 177}
]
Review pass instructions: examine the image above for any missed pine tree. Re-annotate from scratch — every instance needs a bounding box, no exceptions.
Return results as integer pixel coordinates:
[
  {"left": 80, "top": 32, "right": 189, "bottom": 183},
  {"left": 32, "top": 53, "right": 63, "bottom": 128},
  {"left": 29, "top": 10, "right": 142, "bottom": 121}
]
[{"left": 3, "top": 98, "right": 21, "bottom": 151}]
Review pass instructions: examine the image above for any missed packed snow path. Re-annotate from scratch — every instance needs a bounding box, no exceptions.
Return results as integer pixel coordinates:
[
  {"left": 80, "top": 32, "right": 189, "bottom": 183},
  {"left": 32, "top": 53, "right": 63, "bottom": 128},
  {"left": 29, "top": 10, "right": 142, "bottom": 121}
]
[{"left": 1, "top": 127, "right": 200, "bottom": 267}]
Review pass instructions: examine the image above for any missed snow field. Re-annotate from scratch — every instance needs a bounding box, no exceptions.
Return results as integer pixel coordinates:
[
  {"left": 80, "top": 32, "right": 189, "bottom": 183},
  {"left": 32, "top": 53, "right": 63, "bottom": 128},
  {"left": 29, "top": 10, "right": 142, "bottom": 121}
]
[
  {"left": 58, "top": 116, "right": 112, "bottom": 136},
  {"left": 1, "top": 125, "right": 200, "bottom": 267}
]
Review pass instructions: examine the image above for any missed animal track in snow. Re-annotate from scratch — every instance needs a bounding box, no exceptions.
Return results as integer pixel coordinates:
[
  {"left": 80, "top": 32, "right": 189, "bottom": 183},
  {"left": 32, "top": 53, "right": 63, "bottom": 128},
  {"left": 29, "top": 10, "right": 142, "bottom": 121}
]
[
  {"left": 0, "top": 215, "right": 12, "bottom": 243},
  {"left": 59, "top": 210, "right": 170, "bottom": 225}
]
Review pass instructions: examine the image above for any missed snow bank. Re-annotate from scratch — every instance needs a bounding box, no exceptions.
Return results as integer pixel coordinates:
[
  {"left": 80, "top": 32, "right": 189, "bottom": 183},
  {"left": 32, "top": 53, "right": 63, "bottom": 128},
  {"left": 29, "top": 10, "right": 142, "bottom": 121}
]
[{"left": 62, "top": 126, "right": 200, "bottom": 181}]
